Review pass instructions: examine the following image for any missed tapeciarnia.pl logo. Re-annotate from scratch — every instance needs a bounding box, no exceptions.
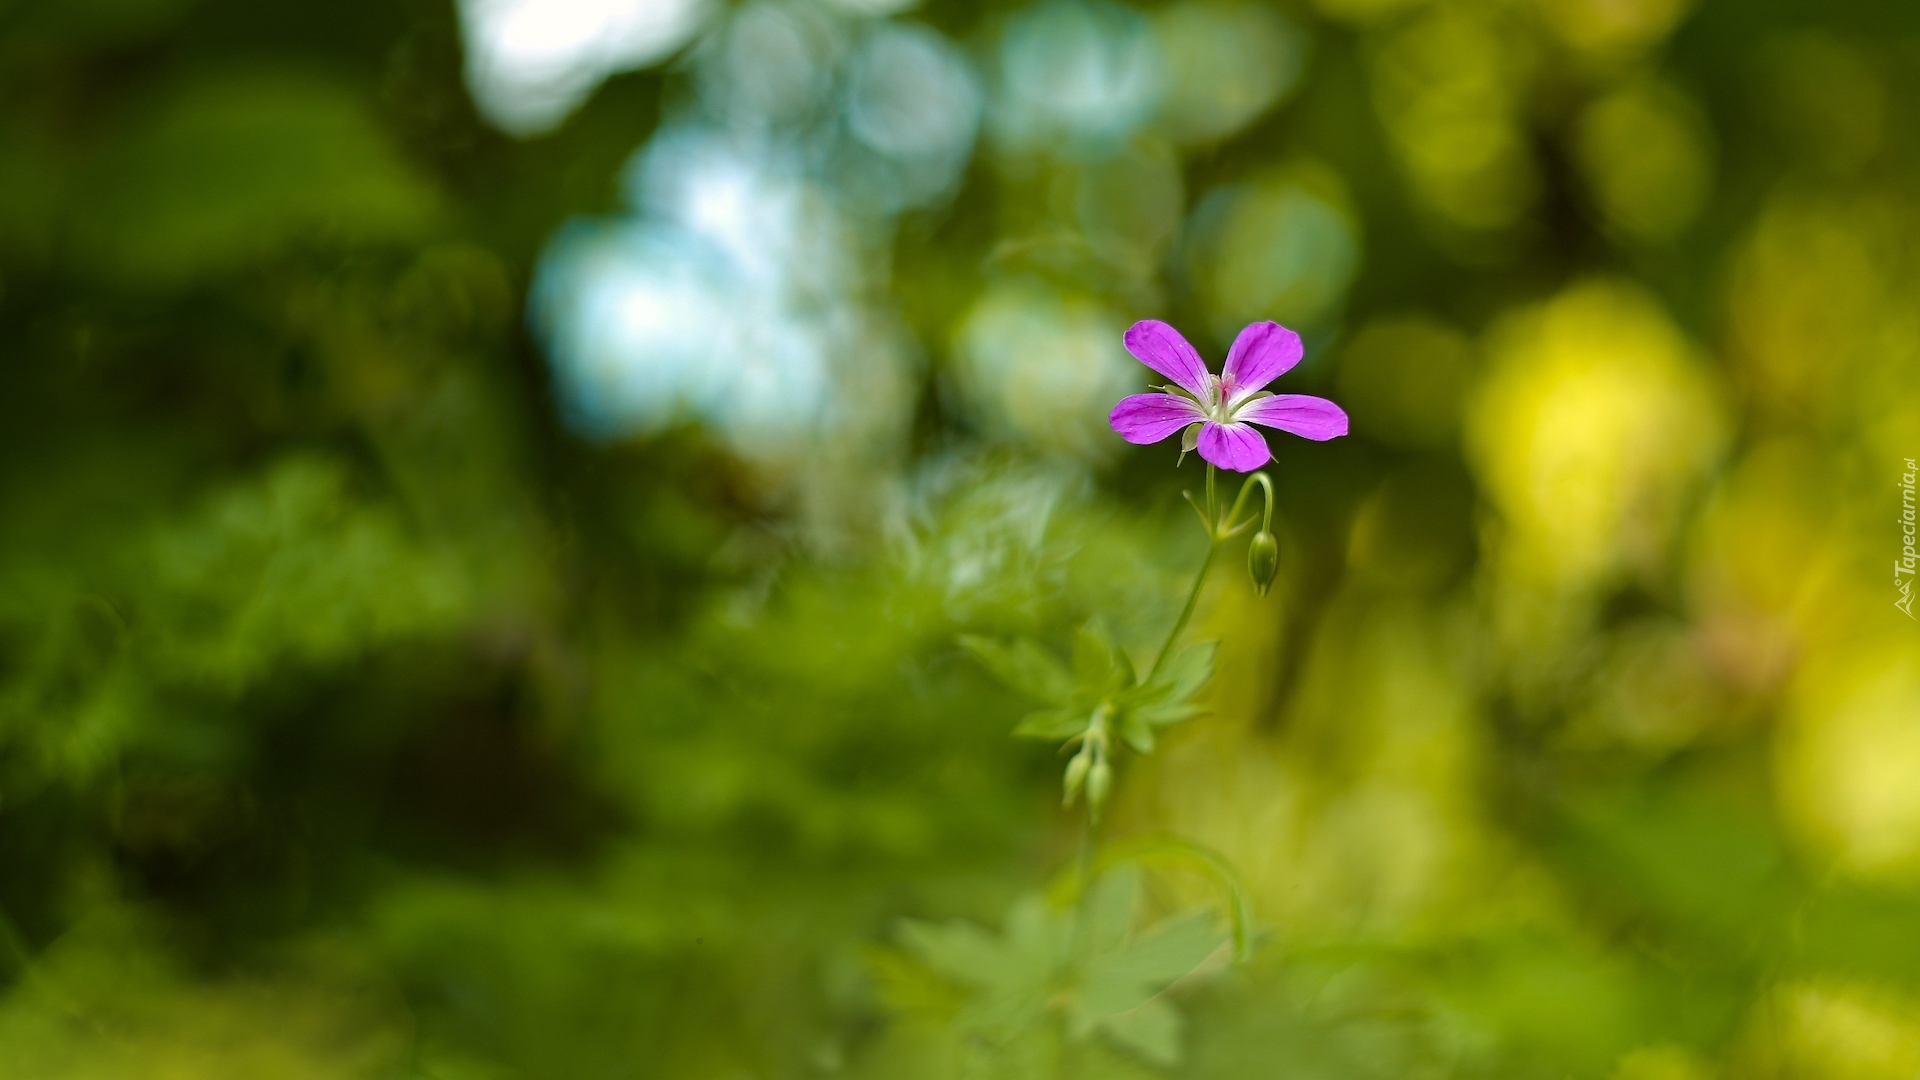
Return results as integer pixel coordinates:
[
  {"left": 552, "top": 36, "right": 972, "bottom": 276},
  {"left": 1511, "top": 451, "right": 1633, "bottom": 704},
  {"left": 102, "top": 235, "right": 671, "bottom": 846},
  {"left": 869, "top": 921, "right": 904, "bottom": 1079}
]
[{"left": 1899, "top": 457, "right": 1917, "bottom": 619}]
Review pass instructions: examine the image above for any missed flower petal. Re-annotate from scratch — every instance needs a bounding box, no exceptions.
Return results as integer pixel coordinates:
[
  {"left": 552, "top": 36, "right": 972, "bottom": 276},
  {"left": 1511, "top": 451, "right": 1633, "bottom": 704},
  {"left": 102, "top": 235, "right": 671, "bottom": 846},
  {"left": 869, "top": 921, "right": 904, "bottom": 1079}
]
[
  {"left": 1221, "top": 321, "right": 1303, "bottom": 399},
  {"left": 1234, "top": 394, "right": 1349, "bottom": 441},
  {"left": 1196, "top": 421, "right": 1271, "bottom": 472},
  {"left": 1123, "top": 320, "right": 1210, "bottom": 397},
  {"left": 1110, "top": 392, "right": 1207, "bottom": 444}
]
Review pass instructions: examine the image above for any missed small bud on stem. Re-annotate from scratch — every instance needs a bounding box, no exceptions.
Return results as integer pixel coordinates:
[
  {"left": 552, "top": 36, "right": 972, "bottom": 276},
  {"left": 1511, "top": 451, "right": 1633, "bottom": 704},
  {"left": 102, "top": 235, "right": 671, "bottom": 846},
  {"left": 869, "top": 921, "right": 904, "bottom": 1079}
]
[
  {"left": 1086, "top": 759, "right": 1112, "bottom": 816},
  {"left": 1063, "top": 749, "right": 1092, "bottom": 806},
  {"left": 1248, "top": 531, "right": 1278, "bottom": 596}
]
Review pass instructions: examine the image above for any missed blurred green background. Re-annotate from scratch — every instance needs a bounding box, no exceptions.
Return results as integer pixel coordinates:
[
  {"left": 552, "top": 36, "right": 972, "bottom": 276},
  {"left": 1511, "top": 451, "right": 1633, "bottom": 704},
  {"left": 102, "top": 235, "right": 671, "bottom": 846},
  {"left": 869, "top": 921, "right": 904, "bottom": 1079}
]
[{"left": 3, "top": 0, "right": 1920, "bottom": 1075}]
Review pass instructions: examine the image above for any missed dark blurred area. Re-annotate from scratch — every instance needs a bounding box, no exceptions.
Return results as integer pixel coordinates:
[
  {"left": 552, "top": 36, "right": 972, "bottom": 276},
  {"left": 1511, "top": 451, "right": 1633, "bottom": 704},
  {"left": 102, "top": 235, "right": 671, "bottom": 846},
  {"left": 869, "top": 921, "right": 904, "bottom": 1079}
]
[{"left": 2, "top": 0, "right": 1919, "bottom": 1076}]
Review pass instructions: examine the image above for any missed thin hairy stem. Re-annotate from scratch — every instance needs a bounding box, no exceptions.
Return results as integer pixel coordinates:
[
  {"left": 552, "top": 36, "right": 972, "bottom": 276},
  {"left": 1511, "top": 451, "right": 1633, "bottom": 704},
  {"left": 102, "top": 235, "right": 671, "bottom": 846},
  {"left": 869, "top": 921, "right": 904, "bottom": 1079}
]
[
  {"left": 1152, "top": 464, "right": 1250, "bottom": 682},
  {"left": 1066, "top": 773, "right": 1104, "bottom": 998},
  {"left": 1073, "top": 806, "right": 1098, "bottom": 904},
  {"left": 1221, "top": 471, "right": 1275, "bottom": 537},
  {"left": 1149, "top": 532, "right": 1215, "bottom": 682}
]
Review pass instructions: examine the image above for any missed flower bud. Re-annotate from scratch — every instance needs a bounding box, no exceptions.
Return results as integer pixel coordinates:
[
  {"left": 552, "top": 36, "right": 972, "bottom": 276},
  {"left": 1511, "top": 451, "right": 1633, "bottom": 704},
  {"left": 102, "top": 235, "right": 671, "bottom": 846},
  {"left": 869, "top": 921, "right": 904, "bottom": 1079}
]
[
  {"left": 1248, "top": 531, "right": 1279, "bottom": 596},
  {"left": 1085, "top": 759, "right": 1112, "bottom": 814},
  {"left": 1062, "top": 750, "right": 1091, "bottom": 806}
]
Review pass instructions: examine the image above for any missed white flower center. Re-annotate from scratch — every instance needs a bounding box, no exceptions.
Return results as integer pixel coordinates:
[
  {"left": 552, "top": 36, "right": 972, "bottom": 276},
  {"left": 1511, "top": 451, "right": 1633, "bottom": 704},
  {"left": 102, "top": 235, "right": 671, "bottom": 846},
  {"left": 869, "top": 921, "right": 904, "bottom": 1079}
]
[{"left": 1205, "top": 374, "right": 1242, "bottom": 423}]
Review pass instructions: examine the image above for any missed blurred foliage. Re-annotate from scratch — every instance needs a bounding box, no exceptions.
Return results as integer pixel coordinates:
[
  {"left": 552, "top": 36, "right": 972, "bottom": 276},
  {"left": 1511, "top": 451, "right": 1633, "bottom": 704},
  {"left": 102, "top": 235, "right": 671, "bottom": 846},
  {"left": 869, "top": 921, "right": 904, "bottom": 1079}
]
[{"left": 1, "top": 0, "right": 1919, "bottom": 1077}]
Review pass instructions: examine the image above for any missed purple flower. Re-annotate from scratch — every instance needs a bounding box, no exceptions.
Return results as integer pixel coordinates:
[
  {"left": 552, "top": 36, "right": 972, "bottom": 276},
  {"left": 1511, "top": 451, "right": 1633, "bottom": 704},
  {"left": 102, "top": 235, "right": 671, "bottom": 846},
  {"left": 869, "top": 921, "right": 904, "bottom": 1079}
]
[{"left": 1108, "top": 320, "right": 1348, "bottom": 472}]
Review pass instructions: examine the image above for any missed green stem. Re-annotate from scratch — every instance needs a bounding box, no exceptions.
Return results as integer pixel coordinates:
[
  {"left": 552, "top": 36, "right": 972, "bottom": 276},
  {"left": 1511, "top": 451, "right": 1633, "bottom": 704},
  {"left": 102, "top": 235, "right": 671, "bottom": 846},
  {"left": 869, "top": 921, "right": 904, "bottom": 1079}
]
[
  {"left": 1151, "top": 464, "right": 1267, "bottom": 681},
  {"left": 1073, "top": 804, "right": 1098, "bottom": 903},
  {"left": 1150, "top": 467, "right": 1277, "bottom": 682},
  {"left": 1149, "top": 531, "right": 1217, "bottom": 682},
  {"left": 1221, "top": 471, "right": 1275, "bottom": 537}
]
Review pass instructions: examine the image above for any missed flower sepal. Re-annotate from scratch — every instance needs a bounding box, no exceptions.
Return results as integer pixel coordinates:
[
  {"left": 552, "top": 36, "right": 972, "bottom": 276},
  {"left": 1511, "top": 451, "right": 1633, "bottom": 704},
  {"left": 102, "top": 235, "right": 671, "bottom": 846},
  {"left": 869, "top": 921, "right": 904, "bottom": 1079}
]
[{"left": 1177, "top": 422, "right": 1202, "bottom": 466}]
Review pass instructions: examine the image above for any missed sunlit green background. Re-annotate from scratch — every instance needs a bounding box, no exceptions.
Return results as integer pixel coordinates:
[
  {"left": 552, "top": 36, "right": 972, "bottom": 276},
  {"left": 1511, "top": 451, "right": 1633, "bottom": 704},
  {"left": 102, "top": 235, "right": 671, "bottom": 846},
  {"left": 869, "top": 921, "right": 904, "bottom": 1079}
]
[{"left": 3, "top": 0, "right": 1919, "bottom": 1075}]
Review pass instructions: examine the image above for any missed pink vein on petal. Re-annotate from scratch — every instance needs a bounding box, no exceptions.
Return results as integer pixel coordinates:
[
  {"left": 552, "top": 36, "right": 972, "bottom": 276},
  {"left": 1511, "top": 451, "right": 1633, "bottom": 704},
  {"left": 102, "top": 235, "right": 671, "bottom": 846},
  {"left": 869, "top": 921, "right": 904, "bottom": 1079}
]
[
  {"left": 1123, "top": 320, "right": 1211, "bottom": 398},
  {"left": 1235, "top": 394, "right": 1349, "bottom": 441},
  {"left": 1221, "top": 321, "right": 1303, "bottom": 400},
  {"left": 1109, "top": 393, "right": 1206, "bottom": 444},
  {"left": 1196, "top": 422, "right": 1272, "bottom": 472}
]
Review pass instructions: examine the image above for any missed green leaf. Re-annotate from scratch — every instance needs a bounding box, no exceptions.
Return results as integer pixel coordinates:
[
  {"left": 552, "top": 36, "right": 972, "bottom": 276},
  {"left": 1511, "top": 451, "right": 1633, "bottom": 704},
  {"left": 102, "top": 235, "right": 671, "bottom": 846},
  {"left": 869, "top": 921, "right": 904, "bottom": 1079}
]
[
  {"left": 1098, "top": 998, "right": 1183, "bottom": 1066},
  {"left": 899, "top": 896, "right": 1071, "bottom": 1046},
  {"left": 1095, "top": 837, "right": 1258, "bottom": 962},
  {"left": 959, "top": 634, "right": 1074, "bottom": 704},
  {"left": 896, "top": 919, "right": 1010, "bottom": 988},
  {"left": 1117, "top": 712, "right": 1157, "bottom": 755},
  {"left": 891, "top": 871, "right": 1226, "bottom": 1070},
  {"left": 1090, "top": 912, "right": 1225, "bottom": 988},
  {"left": 1081, "top": 864, "right": 1141, "bottom": 959},
  {"left": 1160, "top": 641, "right": 1216, "bottom": 697},
  {"left": 1126, "top": 641, "right": 1216, "bottom": 730},
  {"left": 1128, "top": 701, "right": 1204, "bottom": 734},
  {"left": 1072, "top": 868, "right": 1226, "bottom": 1067},
  {"left": 1012, "top": 708, "right": 1086, "bottom": 740},
  {"left": 1074, "top": 911, "right": 1226, "bottom": 1064},
  {"left": 999, "top": 894, "right": 1074, "bottom": 975},
  {"left": 1072, "top": 618, "right": 1133, "bottom": 698}
]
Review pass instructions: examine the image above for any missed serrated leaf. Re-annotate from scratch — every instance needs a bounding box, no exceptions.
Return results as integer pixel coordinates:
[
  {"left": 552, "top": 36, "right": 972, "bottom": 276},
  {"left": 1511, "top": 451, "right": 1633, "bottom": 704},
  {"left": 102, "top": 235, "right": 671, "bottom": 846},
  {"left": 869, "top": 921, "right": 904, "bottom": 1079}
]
[
  {"left": 1118, "top": 712, "right": 1155, "bottom": 755},
  {"left": 892, "top": 874, "right": 1224, "bottom": 1071},
  {"left": 960, "top": 634, "right": 1074, "bottom": 704},
  {"left": 1082, "top": 864, "right": 1140, "bottom": 959},
  {"left": 1071, "top": 619, "right": 1112, "bottom": 690},
  {"left": 896, "top": 919, "right": 1011, "bottom": 988},
  {"left": 1072, "top": 618, "right": 1133, "bottom": 697},
  {"left": 963, "top": 983, "right": 1053, "bottom": 1046},
  {"left": 1129, "top": 700, "right": 1204, "bottom": 730},
  {"left": 1123, "top": 642, "right": 1215, "bottom": 731},
  {"left": 1097, "top": 998, "right": 1184, "bottom": 1066},
  {"left": 969, "top": 1024, "right": 1064, "bottom": 1080},
  {"left": 1099, "top": 837, "right": 1258, "bottom": 962},
  {"left": 1000, "top": 895, "right": 1073, "bottom": 973},
  {"left": 1073, "top": 872, "right": 1226, "bottom": 1068},
  {"left": 1090, "top": 912, "right": 1225, "bottom": 988},
  {"left": 1012, "top": 708, "right": 1085, "bottom": 740},
  {"left": 1154, "top": 641, "right": 1216, "bottom": 702}
]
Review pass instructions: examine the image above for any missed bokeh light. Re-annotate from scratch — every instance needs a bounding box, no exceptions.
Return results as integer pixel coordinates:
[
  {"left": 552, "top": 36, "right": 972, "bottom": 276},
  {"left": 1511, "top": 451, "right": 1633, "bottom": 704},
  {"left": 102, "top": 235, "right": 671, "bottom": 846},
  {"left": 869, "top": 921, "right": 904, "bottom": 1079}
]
[
  {"left": 8, "top": 0, "right": 1920, "bottom": 1075},
  {"left": 1574, "top": 76, "right": 1714, "bottom": 243},
  {"left": 1153, "top": 0, "right": 1306, "bottom": 145},
  {"left": 1072, "top": 139, "right": 1186, "bottom": 269},
  {"left": 841, "top": 22, "right": 983, "bottom": 210},
  {"left": 1757, "top": 34, "right": 1889, "bottom": 177},
  {"left": 1781, "top": 642, "right": 1920, "bottom": 880},
  {"left": 529, "top": 3, "right": 976, "bottom": 463},
  {"left": 1182, "top": 162, "right": 1360, "bottom": 345},
  {"left": 992, "top": 0, "right": 1165, "bottom": 155},
  {"left": 1370, "top": 7, "right": 1539, "bottom": 246},
  {"left": 459, "top": 0, "right": 713, "bottom": 135},
  {"left": 1468, "top": 280, "right": 1726, "bottom": 594},
  {"left": 1752, "top": 981, "right": 1920, "bottom": 1079},
  {"left": 1334, "top": 314, "right": 1476, "bottom": 450},
  {"left": 531, "top": 133, "right": 845, "bottom": 446},
  {"left": 697, "top": 0, "right": 841, "bottom": 133},
  {"left": 1532, "top": 0, "right": 1694, "bottom": 61},
  {"left": 951, "top": 278, "right": 1135, "bottom": 461}
]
